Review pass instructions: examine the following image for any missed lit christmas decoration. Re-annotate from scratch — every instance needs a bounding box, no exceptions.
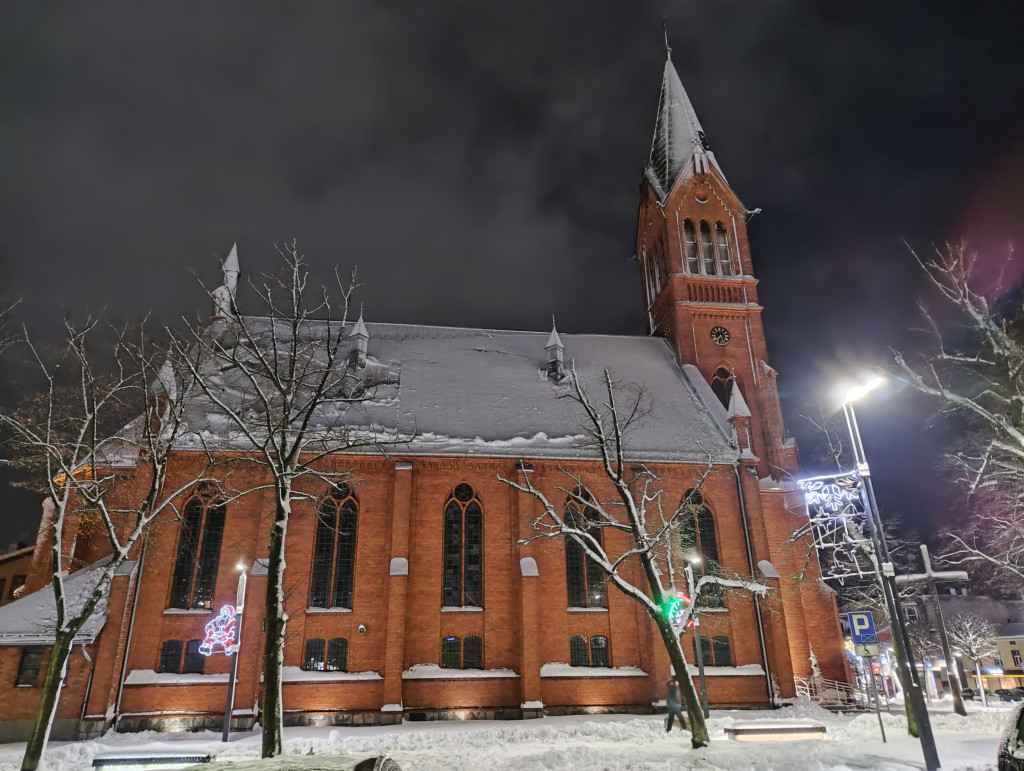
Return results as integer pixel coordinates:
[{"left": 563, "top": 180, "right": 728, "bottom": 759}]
[
  {"left": 199, "top": 604, "right": 239, "bottom": 656},
  {"left": 664, "top": 589, "right": 693, "bottom": 633},
  {"left": 797, "top": 471, "right": 875, "bottom": 584}
]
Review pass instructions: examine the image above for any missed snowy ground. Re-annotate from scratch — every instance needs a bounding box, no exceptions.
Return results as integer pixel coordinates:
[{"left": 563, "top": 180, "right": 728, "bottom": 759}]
[{"left": 0, "top": 700, "right": 1012, "bottom": 771}]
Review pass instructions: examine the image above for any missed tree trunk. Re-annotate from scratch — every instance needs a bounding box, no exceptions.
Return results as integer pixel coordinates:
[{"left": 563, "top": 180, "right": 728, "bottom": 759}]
[
  {"left": 21, "top": 631, "right": 75, "bottom": 771},
  {"left": 653, "top": 614, "right": 709, "bottom": 748},
  {"left": 975, "top": 660, "right": 988, "bottom": 708},
  {"left": 261, "top": 491, "right": 290, "bottom": 758}
]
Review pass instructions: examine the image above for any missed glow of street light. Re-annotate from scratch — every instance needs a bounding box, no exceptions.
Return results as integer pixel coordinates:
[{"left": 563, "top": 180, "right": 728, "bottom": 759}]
[
  {"left": 844, "top": 376, "right": 885, "bottom": 405},
  {"left": 236, "top": 562, "right": 246, "bottom": 571},
  {"left": 689, "top": 555, "right": 702, "bottom": 565}
]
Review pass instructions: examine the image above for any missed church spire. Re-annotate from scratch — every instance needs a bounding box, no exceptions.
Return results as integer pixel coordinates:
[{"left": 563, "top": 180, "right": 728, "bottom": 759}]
[
  {"left": 648, "top": 54, "right": 726, "bottom": 198},
  {"left": 212, "top": 243, "right": 240, "bottom": 319}
]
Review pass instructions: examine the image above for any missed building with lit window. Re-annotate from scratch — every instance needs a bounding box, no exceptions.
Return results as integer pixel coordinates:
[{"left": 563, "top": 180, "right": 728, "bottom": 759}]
[{"left": 0, "top": 52, "right": 846, "bottom": 740}]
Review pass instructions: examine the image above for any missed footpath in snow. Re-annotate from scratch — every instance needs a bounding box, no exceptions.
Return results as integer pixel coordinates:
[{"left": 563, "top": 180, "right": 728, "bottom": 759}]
[{"left": 0, "top": 700, "right": 1012, "bottom": 771}]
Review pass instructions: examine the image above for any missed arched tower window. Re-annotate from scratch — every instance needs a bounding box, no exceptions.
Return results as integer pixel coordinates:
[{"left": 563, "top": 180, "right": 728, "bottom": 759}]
[
  {"left": 683, "top": 220, "right": 700, "bottom": 274},
  {"left": 679, "top": 490, "right": 724, "bottom": 608},
  {"left": 699, "top": 220, "right": 717, "bottom": 275},
  {"left": 564, "top": 488, "right": 606, "bottom": 608},
  {"left": 168, "top": 493, "right": 226, "bottom": 610},
  {"left": 310, "top": 483, "right": 359, "bottom": 609},
  {"left": 442, "top": 483, "right": 483, "bottom": 607},
  {"left": 710, "top": 367, "right": 733, "bottom": 409},
  {"left": 715, "top": 223, "right": 733, "bottom": 277}
]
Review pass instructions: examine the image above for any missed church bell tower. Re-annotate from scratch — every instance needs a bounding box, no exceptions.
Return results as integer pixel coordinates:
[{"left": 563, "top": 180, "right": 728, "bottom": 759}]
[{"left": 635, "top": 49, "right": 796, "bottom": 479}]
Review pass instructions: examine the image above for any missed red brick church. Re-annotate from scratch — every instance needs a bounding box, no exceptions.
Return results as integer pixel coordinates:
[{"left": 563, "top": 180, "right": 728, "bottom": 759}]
[{"left": 0, "top": 53, "right": 845, "bottom": 740}]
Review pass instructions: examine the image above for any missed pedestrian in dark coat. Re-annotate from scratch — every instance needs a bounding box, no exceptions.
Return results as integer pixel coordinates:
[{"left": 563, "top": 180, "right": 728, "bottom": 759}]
[{"left": 665, "top": 678, "right": 687, "bottom": 732}]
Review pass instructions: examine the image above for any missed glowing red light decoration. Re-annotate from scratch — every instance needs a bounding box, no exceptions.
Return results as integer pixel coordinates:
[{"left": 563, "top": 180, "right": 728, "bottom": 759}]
[{"left": 199, "top": 604, "right": 239, "bottom": 656}]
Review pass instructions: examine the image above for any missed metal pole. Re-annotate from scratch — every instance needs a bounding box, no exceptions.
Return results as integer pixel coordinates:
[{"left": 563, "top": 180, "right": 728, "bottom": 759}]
[
  {"left": 685, "top": 564, "right": 710, "bottom": 718},
  {"left": 920, "top": 545, "right": 967, "bottom": 716},
  {"left": 867, "top": 655, "right": 887, "bottom": 742},
  {"left": 843, "top": 401, "right": 941, "bottom": 771},
  {"left": 222, "top": 568, "right": 247, "bottom": 742}
]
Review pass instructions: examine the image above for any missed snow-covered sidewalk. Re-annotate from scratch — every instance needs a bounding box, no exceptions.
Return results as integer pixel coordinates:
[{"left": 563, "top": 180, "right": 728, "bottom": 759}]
[{"left": 0, "top": 701, "right": 1011, "bottom": 771}]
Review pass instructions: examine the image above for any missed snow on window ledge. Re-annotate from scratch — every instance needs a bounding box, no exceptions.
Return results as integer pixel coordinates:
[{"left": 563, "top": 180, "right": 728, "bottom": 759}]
[
  {"left": 402, "top": 664, "right": 519, "bottom": 680},
  {"left": 282, "top": 666, "right": 381, "bottom": 683},
  {"left": 540, "top": 663, "right": 647, "bottom": 678},
  {"left": 381, "top": 703, "right": 403, "bottom": 712},
  {"left": 162, "top": 608, "right": 213, "bottom": 615},
  {"left": 441, "top": 606, "right": 483, "bottom": 613},
  {"left": 125, "top": 670, "right": 228, "bottom": 685},
  {"left": 305, "top": 607, "right": 353, "bottom": 614},
  {"left": 684, "top": 664, "right": 765, "bottom": 677},
  {"left": 567, "top": 607, "right": 608, "bottom": 613},
  {"left": 521, "top": 700, "right": 544, "bottom": 709}
]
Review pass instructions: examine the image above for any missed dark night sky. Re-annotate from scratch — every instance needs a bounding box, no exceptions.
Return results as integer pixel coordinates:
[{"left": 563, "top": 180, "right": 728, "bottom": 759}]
[{"left": 2, "top": 2, "right": 1024, "bottom": 547}]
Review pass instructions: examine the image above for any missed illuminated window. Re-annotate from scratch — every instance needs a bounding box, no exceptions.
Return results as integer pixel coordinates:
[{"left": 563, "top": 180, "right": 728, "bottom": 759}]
[
  {"left": 715, "top": 223, "right": 733, "bottom": 276},
  {"left": 440, "top": 634, "right": 483, "bottom": 669},
  {"left": 710, "top": 367, "right": 733, "bottom": 409},
  {"left": 565, "top": 488, "right": 606, "bottom": 609},
  {"left": 442, "top": 484, "right": 483, "bottom": 607},
  {"left": 16, "top": 646, "right": 43, "bottom": 686},
  {"left": 310, "top": 483, "right": 359, "bottom": 609},
  {"left": 168, "top": 493, "right": 226, "bottom": 610},
  {"left": 683, "top": 220, "right": 700, "bottom": 274},
  {"left": 568, "top": 635, "right": 611, "bottom": 667},
  {"left": 9, "top": 575, "right": 26, "bottom": 600}
]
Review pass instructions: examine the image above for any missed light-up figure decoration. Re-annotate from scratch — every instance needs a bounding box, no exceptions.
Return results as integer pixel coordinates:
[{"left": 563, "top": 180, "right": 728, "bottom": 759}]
[
  {"left": 200, "top": 604, "right": 239, "bottom": 656},
  {"left": 797, "top": 471, "right": 875, "bottom": 584},
  {"left": 664, "top": 589, "right": 694, "bottom": 634}
]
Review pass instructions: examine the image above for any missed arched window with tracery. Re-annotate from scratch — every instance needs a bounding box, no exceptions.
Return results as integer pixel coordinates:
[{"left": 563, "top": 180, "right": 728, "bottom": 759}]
[
  {"left": 564, "top": 488, "right": 606, "bottom": 608},
  {"left": 699, "top": 220, "right": 717, "bottom": 275},
  {"left": 310, "top": 483, "right": 359, "bottom": 609},
  {"left": 710, "top": 367, "right": 733, "bottom": 409},
  {"left": 168, "top": 492, "right": 226, "bottom": 610},
  {"left": 679, "top": 490, "right": 724, "bottom": 608},
  {"left": 442, "top": 483, "right": 483, "bottom": 607},
  {"left": 715, "top": 222, "right": 733, "bottom": 276},
  {"left": 683, "top": 220, "right": 700, "bottom": 274}
]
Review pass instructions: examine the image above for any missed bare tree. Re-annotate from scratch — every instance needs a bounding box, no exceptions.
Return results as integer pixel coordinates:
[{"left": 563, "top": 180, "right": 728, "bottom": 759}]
[
  {"left": 0, "top": 320, "right": 207, "bottom": 771},
  {"left": 173, "top": 241, "right": 402, "bottom": 758},
  {"left": 500, "top": 367, "right": 765, "bottom": 749},
  {"left": 893, "top": 243, "right": 1024, "bottom": 595},
  {"left": 946, "top": 611, "right": 998, "bottom": 707}
]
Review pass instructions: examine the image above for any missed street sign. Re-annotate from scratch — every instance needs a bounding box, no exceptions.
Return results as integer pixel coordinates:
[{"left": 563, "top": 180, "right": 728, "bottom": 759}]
[
  {"left": 848, "top": 611, "right": 878, "bottom": 645},
  {"left": 855, "top": 643, "right": 880, "bottom": 657}
]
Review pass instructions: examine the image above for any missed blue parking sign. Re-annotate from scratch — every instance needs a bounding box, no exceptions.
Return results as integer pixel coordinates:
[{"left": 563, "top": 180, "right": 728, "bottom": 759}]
[{"left": 848, "top": 611, "right": 878, "bottom": 644}]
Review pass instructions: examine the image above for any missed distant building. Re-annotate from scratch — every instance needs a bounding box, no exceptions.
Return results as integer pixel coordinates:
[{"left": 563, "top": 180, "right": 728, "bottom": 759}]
[
  {"left": 0, "top": 50, "right": 846, "bottom": 740},
  {"left": 0, "top": 545, "right": 32, "bottom": 607}
]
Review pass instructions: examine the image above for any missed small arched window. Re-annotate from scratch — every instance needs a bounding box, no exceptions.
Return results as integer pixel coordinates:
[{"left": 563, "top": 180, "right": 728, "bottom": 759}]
[
  {"left": 683, "top": 220, "right": 700, "bottom": 274},
  {"left": 442, "top": 483, "right": 483, "bottom": 607},
  {"left": 564, "top": 488, "right": 606, "bottom": 609},
  {"left": 715, "top": 223, "right": 733, "bottom": 276},
  {"left": 169, "top": 493, "right": 226, "bottom": 610},
  {"left": 310, "top": 483, "right": 359, "bottom": 609},
  {"left": 699, "top": 221, "right": 717, "bottom": 275},
  {"left": 710, "top": 367, "right": 733, "bottom": 409},
  {"left": 679, "top": 490, "right": 724, "bottom": 608}
]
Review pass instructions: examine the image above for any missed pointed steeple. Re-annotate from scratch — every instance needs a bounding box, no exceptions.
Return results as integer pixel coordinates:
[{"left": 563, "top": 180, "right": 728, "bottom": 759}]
[
  {"left": 212, "top": 243, "right": 241, "bottom": 319},
  {"left": 545, "top": 319, "right": 565, "bottom": 382},
  {"left": 648, "top": 55, "right": 726, "bottom": 198},
  {"left": 349, "top": 312, "right": 369, "bottom": 367},
  {"left": 726, "top": 380, "right": 751, "bottom": 420}
]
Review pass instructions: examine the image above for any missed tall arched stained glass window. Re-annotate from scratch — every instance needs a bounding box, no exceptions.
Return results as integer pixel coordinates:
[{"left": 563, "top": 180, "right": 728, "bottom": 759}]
[
  {"left": 683, "top": 220, "right": 700, "bottom": 274},
  {"left": 679, "top": 490, "right": 724, "bottom": 608},
  {"left": 564, "top": 488, "right": 606, "bottom": 608},
  {"left": 442, "top": 483, "right": 483, "bottom": 607},
  {"left": 310, "top": 483, "right": 359, "bottom": 609},
  {"left": 168, "top": 493, "right": 226, "bottom": 610}
]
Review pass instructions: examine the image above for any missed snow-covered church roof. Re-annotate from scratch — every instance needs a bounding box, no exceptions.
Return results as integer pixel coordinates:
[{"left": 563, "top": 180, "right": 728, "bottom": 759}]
[{"left": 177, "top": 320, "right": 739, "bottom": 464}]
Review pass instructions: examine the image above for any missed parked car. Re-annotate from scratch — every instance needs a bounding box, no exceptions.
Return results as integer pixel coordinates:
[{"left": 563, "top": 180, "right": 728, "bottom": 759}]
[
  {"left": 961, "top": 687, "right": 977, "bottom": 700},
  {"left": 996, "top": 688, "right": 1024, "bottom": 702}
]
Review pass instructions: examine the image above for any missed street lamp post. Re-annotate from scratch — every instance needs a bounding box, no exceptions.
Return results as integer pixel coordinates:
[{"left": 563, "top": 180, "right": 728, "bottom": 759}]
[
  {"left": 222, "top": 563, "right": 247, "bottom": 743},
  {"left": 841, "top": 380, "right": 940, "bottom": 771},
  {"left": 684, "top": 559, "right": 710, "bottom": 719}
]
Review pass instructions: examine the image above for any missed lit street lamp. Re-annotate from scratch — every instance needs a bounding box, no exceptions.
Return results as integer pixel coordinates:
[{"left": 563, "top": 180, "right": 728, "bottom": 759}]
[
  {"left": 684, "top": 556, "right": 709, "bottom": 719},
  {"left": 222, "top": 562, "right": 248, "bottom": 742},
  {"left": 841, "top": 378, "right": 940, "bottom": 771}
]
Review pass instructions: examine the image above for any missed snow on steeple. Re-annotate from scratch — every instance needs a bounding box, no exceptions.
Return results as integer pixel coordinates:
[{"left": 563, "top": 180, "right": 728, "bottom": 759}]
[
  {"left": 545, "top": 318, "right": 565, "bottom": 382},
  {"left": 648, "top": 53, "right": 726, "bottom": 198},
  {"left": 726, "top": 380, "right": 751, "bottom": 420},
  {"left": 212, "top": 243, "right": 241, "bottom": 319},
  {"left": 726, "top": 379, "right": 754, "bottom": 455},
  {"left": 349, "top": 311, "right": 369, "bottom": 368}
]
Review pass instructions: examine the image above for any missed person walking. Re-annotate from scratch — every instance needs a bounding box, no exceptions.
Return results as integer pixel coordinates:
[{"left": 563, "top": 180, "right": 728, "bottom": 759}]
[{"left": 665, "top": 678, "right": 687, "bottom": 733}]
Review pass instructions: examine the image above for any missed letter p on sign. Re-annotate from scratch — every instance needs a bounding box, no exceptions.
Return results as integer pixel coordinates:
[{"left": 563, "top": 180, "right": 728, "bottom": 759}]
[{"left": 848, "top": 611, "right": 877, "bottom": 644}]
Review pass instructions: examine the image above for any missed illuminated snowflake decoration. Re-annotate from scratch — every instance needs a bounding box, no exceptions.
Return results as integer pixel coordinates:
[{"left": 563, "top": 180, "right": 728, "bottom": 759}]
[
  {"left": 797, "top": 472, "right": 875, "bottom": 585},
  {"left": 199, "top": 604, "right": 239, "bottom": 656}
]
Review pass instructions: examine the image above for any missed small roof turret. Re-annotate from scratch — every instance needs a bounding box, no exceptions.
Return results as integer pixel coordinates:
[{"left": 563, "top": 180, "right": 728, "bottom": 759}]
[
  {"left": 545, "top": 319, "right": 565, "bottom": 382},
  {"left": 212, "top": 243, "right": 240, "bottom": 319},
  {"left": 727, "top": 380, "right": 751, "bottom": 420},
  {"left": 348, "top": 313, "right": 369, "bottom": 340},
  {"left": 545, "top": 319, "right": 564, "bottom": 353}
]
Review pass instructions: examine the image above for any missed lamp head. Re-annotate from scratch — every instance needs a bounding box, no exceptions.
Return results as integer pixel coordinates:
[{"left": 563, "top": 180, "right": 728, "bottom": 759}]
[
  {"left": 688, "top": 555, "right": 703, "bottom": 565},
  {"left": 844, "top": 376, "right": 885, "bottom": 405},
  {"left": 236, "top": 562, "right": 246, "bottom": 572}
]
